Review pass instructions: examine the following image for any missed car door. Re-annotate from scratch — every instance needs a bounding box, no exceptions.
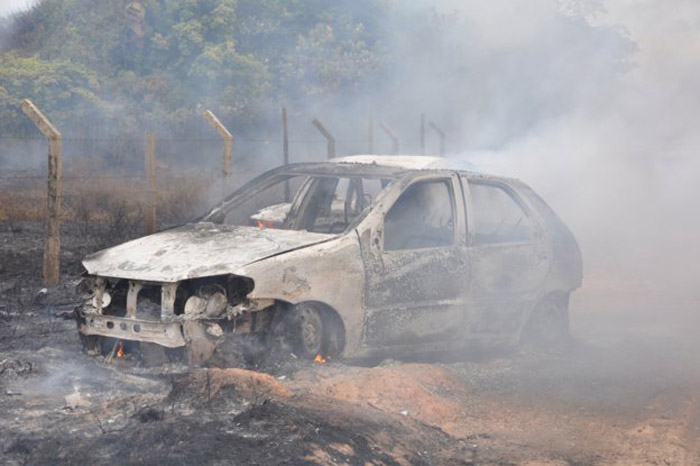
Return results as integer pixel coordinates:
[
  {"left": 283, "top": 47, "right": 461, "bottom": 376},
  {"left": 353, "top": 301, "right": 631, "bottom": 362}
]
[
  {"left": 357, "top": 172, "right": 470, "bottom": 348},
  {"left": 463, "top": 178, "right": 551, "bottom": 338}
]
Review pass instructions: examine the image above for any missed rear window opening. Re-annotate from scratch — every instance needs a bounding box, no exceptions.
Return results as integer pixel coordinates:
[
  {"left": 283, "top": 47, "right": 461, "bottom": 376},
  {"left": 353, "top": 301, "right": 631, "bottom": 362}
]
[{"left": 469, "top": 182, "right": 534, "bottom": 244}]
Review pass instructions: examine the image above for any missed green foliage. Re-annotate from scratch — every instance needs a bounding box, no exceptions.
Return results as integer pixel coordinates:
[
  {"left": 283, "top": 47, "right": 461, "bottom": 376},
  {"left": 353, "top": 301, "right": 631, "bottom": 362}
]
[
  {"left": 0, "top": 0, "right": 629, "bottom": 154},
  {"left": 233, "top": 0, "right": 390, "bottom": 98},
  {"left": 0, "top": 52, "right": 103, "bottom": 135},
  {"left": 0, "top": 0, "right": 388, "bottom": 137},
  {"left": 188, "top": 41, "right": 271, "bottom": 113},
  {"left": 278, "top": 22, "right": 382, "bottom": 103}
]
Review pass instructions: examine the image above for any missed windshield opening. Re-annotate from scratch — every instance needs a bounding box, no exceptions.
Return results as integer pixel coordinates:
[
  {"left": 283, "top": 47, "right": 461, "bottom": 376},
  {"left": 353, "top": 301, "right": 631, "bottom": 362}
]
[{"left": 207, "top": 173, "right": 392, "bottom": 234}]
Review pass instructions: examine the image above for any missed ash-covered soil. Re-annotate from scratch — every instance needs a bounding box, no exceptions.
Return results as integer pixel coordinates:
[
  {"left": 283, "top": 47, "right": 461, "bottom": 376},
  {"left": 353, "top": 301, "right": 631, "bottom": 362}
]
[{"left": 2, "top": 221, "right": 700, "bottom": 465}]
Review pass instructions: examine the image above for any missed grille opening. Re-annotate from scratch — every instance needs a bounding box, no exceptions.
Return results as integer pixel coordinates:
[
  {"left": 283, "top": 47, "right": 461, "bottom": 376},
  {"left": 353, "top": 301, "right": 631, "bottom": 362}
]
[
  {"left": 103, "top": 280, "right": 128, "bottom": 317},
  {"left": 174, "top": 286, "right": 189, "bottom": 316},
  {"left": 138, "top": 284, "right": 162, "bottom": 319}
]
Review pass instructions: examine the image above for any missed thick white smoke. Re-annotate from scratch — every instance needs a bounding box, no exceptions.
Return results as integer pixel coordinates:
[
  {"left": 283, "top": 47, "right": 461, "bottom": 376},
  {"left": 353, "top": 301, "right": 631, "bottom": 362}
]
[
  {"left": 456, "top": 0, "right": 700, "bottom": 332},
  {"left": 0, "top": 0, "right": 35, "bottom": 18}
]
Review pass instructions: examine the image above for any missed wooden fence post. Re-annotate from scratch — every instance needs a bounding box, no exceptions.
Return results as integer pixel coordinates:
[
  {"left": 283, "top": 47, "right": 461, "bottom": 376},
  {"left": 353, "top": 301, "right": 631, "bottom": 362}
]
[
  {"left": 20, "top": 99, "right": 62, "bottom": 285},
  {"left": 282, "top": 108, "right": 290, "bottom": 166},
  {"left": 379, "top": 122, "right": 399, "bottom": 155},
  {"left": 203, "top": 110, "right": 233, "bottom": 180},
  {"left": 144, "top": 131, "right": 157, "bottom": 235},
  {"left": 420, "top": 113, "right": 426, "bottom": 155},
  {"left": 204, "top": 110, "right": 233, "bottom": 181},
  {"left": 282, "top": 107, "right": 291, "bottom": 201},
  {"left": 312, "top": 118, "right": 335, "bottom": 160},
  {"left": 428, "top": 120, "right": 446, "bottom": 155}
]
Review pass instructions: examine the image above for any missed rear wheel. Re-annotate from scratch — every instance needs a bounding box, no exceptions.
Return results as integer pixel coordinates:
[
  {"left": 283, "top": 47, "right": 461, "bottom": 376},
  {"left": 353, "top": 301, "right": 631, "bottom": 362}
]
[{"left": 522, "top": 294, "right": 570, "bottom": 352}]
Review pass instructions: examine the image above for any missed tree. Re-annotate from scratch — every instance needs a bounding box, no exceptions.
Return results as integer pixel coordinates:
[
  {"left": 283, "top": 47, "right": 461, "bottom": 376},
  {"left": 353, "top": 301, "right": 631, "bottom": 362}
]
[{"left": 0, "top": 53, "right": 103, "bottom": 135}]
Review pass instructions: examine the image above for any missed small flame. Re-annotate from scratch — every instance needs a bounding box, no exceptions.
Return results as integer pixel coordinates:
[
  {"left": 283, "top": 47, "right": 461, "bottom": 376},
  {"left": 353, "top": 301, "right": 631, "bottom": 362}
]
[
  {"left": 314, "top": 354, "right": 326, "bottom": 364},
  {"left": 256, "top": 220, "right": 276, "bottom": 229},
  {"left": 116, "top": 341, "right": 124, "bottom": 358}
]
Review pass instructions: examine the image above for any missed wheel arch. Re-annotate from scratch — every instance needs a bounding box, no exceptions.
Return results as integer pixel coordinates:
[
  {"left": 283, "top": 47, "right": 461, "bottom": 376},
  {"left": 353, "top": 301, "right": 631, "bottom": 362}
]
[{"left": 518, "top": 290, "right": 571, "bottom": 347}]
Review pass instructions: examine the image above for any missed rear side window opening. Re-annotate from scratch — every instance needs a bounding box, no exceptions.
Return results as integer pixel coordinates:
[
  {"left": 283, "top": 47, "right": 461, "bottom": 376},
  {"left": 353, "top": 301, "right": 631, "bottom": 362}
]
[{"left": 468, "top": 182, "right": 534, "bottom": 244}]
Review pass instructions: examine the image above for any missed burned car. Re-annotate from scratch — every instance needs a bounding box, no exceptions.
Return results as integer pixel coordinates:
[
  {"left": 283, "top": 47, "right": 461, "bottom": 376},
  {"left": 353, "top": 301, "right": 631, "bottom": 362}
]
[{"left": 76, "top": 155, "right": 582, "bottom": 364}]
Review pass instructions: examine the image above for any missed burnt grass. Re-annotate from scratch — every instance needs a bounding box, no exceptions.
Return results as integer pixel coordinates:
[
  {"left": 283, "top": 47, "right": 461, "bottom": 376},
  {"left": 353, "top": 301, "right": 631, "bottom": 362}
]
[
  {"left": 3, "top": 220, "right": 700, "bottom": 465},
  {"left": 5, "top": 401, "right": 403, "bottom": 466}
]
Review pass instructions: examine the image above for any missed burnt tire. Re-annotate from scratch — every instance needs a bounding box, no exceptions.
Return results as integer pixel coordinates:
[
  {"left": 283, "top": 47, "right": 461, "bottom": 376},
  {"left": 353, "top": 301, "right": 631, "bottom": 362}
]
[
  {"left": 271, "top": 303, "right": 326, "bottom": 360},
  {"left": 522, "top": 294, "right": 570, "bottom": 353}
]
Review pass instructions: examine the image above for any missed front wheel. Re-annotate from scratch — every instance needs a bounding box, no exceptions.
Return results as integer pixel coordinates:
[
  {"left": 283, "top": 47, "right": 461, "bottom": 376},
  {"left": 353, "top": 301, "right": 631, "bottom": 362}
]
[
  {"left": 521, "top": 294, "right": 570, "bottom": 352},
  {"left": 270, "top": 303, "right": 326, "bottom": 360}
]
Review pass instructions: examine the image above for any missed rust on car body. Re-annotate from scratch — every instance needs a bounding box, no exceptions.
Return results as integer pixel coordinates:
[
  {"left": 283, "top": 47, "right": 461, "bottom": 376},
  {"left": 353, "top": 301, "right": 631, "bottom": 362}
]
[{"left": 75, "top": 155, "right": 582, "bottom": 363}]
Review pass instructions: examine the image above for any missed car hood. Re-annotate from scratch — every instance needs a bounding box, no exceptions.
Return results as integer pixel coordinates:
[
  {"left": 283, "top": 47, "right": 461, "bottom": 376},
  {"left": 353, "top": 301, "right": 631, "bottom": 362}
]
[{"left": 82, "top": 222, "right": 334, "bottom": 282}]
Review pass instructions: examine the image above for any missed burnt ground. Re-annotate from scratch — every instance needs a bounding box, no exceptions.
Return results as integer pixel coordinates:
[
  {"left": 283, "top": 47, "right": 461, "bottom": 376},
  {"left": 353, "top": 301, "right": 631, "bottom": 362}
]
[{"left": 1, "top": 221, "right": 700, "bottom": 465}]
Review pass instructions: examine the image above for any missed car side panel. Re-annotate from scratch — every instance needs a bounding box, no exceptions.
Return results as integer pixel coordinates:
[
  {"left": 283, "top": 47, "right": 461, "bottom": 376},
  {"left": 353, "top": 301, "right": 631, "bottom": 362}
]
[
  {"left": 461, "top": 176, "right": 553, "bottom": 341},
  {"left": 512, "top": 181, "right": 583, "bottom": 293},
  {"left": 356, "top": 172, "right": 471, "bottom": 347}
]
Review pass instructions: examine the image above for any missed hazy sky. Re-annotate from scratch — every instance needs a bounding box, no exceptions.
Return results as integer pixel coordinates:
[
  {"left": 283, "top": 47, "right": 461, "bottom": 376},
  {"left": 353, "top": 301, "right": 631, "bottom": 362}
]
[{"left": 0, "top": 0, "right": 34, "bottom": 17}]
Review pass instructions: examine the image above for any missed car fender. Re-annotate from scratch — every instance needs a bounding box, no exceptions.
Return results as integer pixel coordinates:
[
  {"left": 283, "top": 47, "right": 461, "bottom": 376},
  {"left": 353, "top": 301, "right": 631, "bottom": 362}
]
[{"left": 235, "top": 232, "right": 366, "bottom": 356}]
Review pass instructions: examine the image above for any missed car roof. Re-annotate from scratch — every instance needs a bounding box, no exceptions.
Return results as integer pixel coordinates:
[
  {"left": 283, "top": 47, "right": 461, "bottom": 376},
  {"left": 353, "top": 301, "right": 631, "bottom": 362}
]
[
  {"left": 256, "top": 155, "right": 519, "bottom": 185},
  {"left": 330, "top": 154, "right": 478, "bottom": 171},
  {"left": 209, "top": 155, "right": 526, "bottom": 219}
]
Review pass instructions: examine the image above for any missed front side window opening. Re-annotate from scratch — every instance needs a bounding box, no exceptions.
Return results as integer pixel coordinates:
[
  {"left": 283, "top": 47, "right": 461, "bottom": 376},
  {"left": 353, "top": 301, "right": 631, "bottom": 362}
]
[
  {"left": 214, "top": 174, "right": 390, "bottom": 233},
  {"left": 384, "top": 179, "right": 455, "bottom": 251}
]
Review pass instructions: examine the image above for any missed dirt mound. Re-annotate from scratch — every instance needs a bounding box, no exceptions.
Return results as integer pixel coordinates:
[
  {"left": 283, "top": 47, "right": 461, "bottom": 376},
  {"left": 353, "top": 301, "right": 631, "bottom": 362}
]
[
  {"left": 289, "top": 363, "right": 476, "bottom": 437},
  {"left": 170, "top": 368, "right": 292, "bottom": 406}
]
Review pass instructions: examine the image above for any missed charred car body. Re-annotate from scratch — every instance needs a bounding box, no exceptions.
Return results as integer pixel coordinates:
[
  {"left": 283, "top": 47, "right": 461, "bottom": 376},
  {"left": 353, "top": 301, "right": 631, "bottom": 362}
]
[{"left": 76, "top": 155, "right": 582, "bottom": 364}]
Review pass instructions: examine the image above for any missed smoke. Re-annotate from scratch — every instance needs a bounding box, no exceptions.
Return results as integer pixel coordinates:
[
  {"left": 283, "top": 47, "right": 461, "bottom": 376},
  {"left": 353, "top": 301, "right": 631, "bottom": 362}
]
[
  {"left": 295, "top": 0, "right": 700, "bottom": 332},
  {"left": 449, "top": 0, "right": 700, "bottom": 336},
  {"left": 0, "top": 0, "right": 35, "bottom": 18}
]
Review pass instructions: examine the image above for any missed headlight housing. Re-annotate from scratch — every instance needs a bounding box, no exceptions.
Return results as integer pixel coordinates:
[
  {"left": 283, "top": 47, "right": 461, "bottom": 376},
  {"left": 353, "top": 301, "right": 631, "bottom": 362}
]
[
  {"left": 91, "top": 291, "right": 111, "bottom": 309},
  {"left": 184, "top": 285, "right": 227, "bottom": 318}
]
